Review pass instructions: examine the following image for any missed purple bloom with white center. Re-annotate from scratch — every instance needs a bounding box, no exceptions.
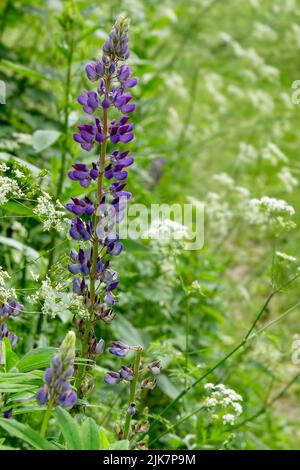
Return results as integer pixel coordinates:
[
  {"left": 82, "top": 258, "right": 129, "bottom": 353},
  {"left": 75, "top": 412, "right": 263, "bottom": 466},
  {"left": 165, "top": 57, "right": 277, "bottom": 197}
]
[
  {"left": 120, "top": 365, "right": 134, "bottom": 381},
  {"left": 148, "top": 360, "right": 161, "bottom": 375},
  {"left": 36, "top": 332, "right": 77, "bottom": 410}
]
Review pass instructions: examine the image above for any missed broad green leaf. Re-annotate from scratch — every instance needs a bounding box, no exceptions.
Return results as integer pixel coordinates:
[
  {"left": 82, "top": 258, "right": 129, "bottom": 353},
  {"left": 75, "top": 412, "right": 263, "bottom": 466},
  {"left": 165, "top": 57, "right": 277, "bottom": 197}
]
[
  {"left": 32, "top": 130, "right": 61, "bottom": 152},
  {"left": 113, "top": 316, "right": 150, "bottom": 348},
  {"left": 99, "top": 427, "right": 110, "bottom": 449},
  {"left": 0, "top": 201, "right": 34, "bottom": 217},
  {"left": 17, "top": 347, "right": 56, "bottom": 373},
  {"left": 0, "top": 383, "right": 36, "bottom": 393},
  {"left": 80, "top": 418, "right": 100, "bottom": 450},
  {"left": 106, "top": 440, "right": 130, "bottom": 450},
  {"left": 0, "top": 419, "right": 53, "bottom": 450},
  {"left": 0, "top": 59, "right": 55, "bottom": 82},
  {"left": 55, "top": 407, "right": 83, "bottom": 450}
]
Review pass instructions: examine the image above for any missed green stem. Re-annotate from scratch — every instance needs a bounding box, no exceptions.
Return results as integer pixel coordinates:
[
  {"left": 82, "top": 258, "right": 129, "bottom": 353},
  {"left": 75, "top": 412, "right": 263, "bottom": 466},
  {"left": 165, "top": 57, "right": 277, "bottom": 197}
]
[
  {"left": 123, "top": 346, "right": 142, "bottom": 439},
  {"left": 40, "top": 400, "right": 53, "bottom": 438}
]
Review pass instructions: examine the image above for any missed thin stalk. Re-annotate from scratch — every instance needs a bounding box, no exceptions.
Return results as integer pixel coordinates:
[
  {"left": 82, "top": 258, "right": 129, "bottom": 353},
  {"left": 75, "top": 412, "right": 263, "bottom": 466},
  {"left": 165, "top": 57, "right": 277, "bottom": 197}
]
[
  {"left": 75, "top": 78, "right": 110, "bottom": 395},
  {"left": 123, "top": 346, "right": 143, "bottom": 439},
  {"left": 40, "top": 400, "right": 53, "bottom": 438}
]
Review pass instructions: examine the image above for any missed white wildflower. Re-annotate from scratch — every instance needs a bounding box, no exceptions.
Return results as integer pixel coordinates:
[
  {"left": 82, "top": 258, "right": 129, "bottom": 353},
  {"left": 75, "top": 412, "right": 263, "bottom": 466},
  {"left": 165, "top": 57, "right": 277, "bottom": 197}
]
[
  {"left": 277, "top": 167, "right": 298, "bottom": 193},
  {"left": 213, "top": 172, "right": 234, "bottom": 188},
  {"left": 0, "top": 163, "right": 9, "bottom": 172},
  {"left": 222, "top": 413, "right": 236, "bottom": 425},
  {"left": 238, "top": 142, "right": 257, "bottom": 164},
  {"left": 253, "top": 22, "right": 277, "bottom": 42},
  {"left": 145, "top": 219, "right": 189, "bottom": 241},
  {"left": 33, "top": 192, "right": 68, "bottom": 231},
  {"left": 261, "top": 143, "right": 288, "bottom": 166},
  {"left": 14, "top": 168, "right": 24, "bottom": 178},
  {"left": 0, "top": 176, "right": 24, "bottom": 205},
  {"left": 276, "top": 251, "right": 297, "bottom": 263}
]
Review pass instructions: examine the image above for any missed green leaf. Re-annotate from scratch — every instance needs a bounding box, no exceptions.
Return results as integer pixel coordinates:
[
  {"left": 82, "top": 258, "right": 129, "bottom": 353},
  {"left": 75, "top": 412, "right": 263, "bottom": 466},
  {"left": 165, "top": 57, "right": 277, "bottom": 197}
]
[
  {"left": 55, "top": 407, "right": 83, "bottom": 450},
  {"left": 99, "top": 427, "right": 110, "bottom": 449},
  {"left": 0, "top": 419, "right": 53, "bottom": 450},
  {"left": 32, "top": 130, "right": 61, "bottom": 152},
  {"left": 0, "top": 337, "right": 18, "bottom": 371},
  {"left": 106, "top": 440, "right": 130, "bottom": 450},
  {"left": 157, "top": 374, "right": 182, "bottom": 400},
  {"left": 80, "top": 418, "right": 100, "bottom": 450},
  {"left": 0, "top": 236, "right": 40, "bottom": 260},
  {"left": 0, "top": 59, "right": 55, "bottom": 82},
  {"left": 17, "top": 347, "right": 56, "bottom": 373}
]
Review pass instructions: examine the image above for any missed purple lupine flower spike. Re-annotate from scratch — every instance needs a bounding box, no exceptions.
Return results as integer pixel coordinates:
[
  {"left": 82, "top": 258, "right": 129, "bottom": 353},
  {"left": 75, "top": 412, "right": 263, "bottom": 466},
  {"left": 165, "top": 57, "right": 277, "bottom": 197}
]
[
  {"left": 36, "top": 332, "right": 77, "bottom": 410},
  {"left": 108, "top": 341, "right": 129, "bottom": 357}
]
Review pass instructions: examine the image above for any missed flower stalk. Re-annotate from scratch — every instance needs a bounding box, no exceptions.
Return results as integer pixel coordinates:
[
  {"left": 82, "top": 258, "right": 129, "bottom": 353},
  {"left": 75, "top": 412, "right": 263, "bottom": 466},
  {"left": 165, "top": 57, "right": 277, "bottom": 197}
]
[{"left": 123, "top": 345, "right": 142, "bottom": 439}]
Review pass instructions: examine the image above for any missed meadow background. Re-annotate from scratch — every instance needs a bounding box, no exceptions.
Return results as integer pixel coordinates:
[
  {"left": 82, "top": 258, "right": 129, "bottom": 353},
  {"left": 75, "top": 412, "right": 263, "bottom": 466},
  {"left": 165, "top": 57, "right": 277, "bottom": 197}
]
[{"left": 1, "top": 0, "right": 300, "bottom": 450}]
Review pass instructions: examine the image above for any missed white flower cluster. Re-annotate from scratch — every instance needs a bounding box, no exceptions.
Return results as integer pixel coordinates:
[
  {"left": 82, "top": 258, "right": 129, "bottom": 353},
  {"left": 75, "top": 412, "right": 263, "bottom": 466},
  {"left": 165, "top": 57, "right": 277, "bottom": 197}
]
[
  {"left": 27, "top": 277, "right": 87, "bottom": 320},
  {"left": 33, "top": 192, "right": 68, "bottom": 232},
  {"left": 249, "top": 196, "right": 295, "bottom": 217},
  {"left": 0, "top": 266, "right": 16, "bottom": 301},
  {"left": 204, "top": 383, "right": 243, "bottom": 425},
  {"left": 238, "top": 142, "right": 258, "bottom": 164},
  {"left": 261, "top": 143, "right": 288, "bottom": 166},
  {"left": 145, "top": 219, "right": 189, "bottom": 242},
  {"left": 0, "top": 175, "right": 24, "bottom": 205},
  {"left": 277, "top": 167, "right": 298, "bottom": 193}
]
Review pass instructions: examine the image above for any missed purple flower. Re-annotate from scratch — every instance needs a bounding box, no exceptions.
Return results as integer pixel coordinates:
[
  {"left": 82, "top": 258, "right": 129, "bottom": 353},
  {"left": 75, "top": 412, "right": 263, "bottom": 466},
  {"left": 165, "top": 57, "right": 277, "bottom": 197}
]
[
  {"left": 73, "top": 119, "right": 104, "bottom": 152},
  {"left": 3, "top": 408, "right": 13, "bottom": 419},
  {"left": 112, "top": 88, "right": 136, "bottom": 114},
  {"left": 68, "top": 248, "right": 91, "bottom": 276},
  {"left": 70, "top": 218, "right": 93, "bottom": 241},
  {"left": 108, "top": 341, "right": 129, "bottom": 357},
  {"left": 104, "top": 371, "right": 121, "bottom": 385},
  {"left": 58, "top": 389, "right": 77, "bottom": 409},
  {"left": 68, "top": 163, "right": 99, "bottom": 188},
  {"left": 102, "top": 16, "right": 130, "bottom": 61},
  {"left": 85, "top": 61, "right": 105, "bottom": 81},
  {"left": 36, "top": 384, "right": 49, "bottom": 405},
  {"left": 148, "top": 360, "right": 161, "bottom": 375},
  {"left": 66, "top": 196, "right": 95, "bottom": 216},
  {"left": 120, "top": 365, "right": 133, "bottom": 381},
  {"left": 77, "top": 90, "right": 99, "bottom": 114},
  {"left": 36, "top": 332, "right": 77, "bottom": 410}
]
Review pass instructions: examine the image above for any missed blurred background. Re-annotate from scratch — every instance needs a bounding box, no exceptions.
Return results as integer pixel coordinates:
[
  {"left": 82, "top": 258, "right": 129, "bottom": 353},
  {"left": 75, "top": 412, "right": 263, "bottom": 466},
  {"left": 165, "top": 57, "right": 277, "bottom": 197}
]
[{"left": 1, "top": 0, "right": 300, "bottom": 449}]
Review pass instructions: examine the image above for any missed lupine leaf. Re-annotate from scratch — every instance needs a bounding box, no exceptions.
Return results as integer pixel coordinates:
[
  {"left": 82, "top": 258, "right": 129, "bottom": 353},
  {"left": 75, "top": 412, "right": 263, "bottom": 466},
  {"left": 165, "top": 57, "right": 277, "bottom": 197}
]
[
  {"left": 80, "top": 418, "right": 100, "bottom": 450},
  {"left": 55, "top": 407, "right": 83, "bottom": 450},
  {"left": 17, "top": 348, "right": 56, "bottom": 372},
  {"left": 0, "top": 419, "right": 53, "bottom": 450}
]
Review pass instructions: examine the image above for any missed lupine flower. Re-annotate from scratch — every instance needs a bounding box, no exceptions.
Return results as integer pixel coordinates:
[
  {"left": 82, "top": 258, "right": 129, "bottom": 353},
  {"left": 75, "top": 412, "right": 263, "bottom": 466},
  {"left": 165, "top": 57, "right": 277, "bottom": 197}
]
[
  {"left": 102, "top": 16, "right": 130, "bottom": 60},
  {"left": 66, "top": 196, "right": 95, "bottom": 216},
  {"left": 120, "top": 365, "right": 134, "bottom": 381},
  {"left": 77, "top": 90, "right": 99, "bottom": 114},
  {"left": 0, "top": 299, "right": 23, "bottom": 348},
  {"left": 36, "top": 331, "right": 77, "bottom": 409},
  {"left": 108, "top": 341, "right": 129, "bottom": 357},
  {"left": 93, "top": 338, "right": 105, "bottom": 356},
  {"left": 104, "top": 371, "right": 121, "bottom": 385},
  {"left": 148, "top": 360, "right": 161, "bottom": 375},
  {"left": 3, "top": 408, "right": 13, "bottom": 419},
  {"left": 85, "top": 61, "right": 105, "bottom": 82}
]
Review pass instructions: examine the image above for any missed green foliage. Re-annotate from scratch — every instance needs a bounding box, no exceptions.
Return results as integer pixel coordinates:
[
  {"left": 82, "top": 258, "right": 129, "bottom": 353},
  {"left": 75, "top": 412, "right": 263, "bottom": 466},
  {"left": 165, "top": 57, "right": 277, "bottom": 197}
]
[{"left": 0, "top": 0, "right": 300, "bottom": 451}]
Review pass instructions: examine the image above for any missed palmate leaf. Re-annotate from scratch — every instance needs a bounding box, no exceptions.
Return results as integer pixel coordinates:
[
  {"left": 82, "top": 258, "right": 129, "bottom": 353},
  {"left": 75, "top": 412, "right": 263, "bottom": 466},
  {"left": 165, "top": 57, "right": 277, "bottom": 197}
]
[
  {"left": 55, "top": 407, "right": 83, "bottom": 450},
  {"left": 0, "top": 419, "right": 54, "bottom": 450}
]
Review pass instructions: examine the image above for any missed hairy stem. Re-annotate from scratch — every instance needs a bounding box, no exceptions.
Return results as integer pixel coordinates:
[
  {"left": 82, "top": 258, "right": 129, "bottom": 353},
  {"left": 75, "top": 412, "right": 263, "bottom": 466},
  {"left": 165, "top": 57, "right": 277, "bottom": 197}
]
[{"left": 123, "top": 346, "right": 142, "bottom": 439}]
